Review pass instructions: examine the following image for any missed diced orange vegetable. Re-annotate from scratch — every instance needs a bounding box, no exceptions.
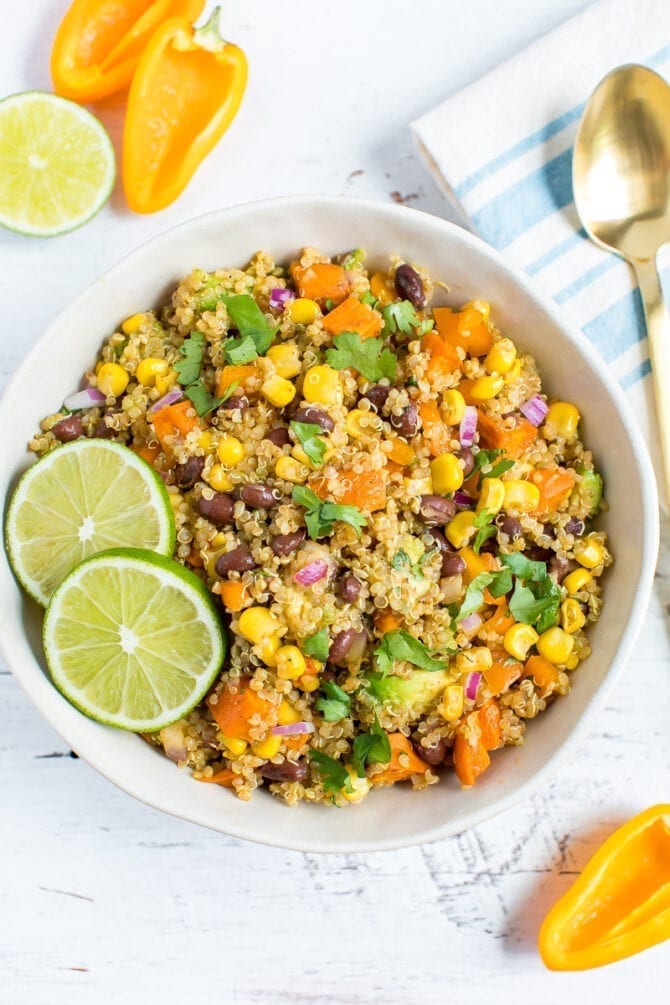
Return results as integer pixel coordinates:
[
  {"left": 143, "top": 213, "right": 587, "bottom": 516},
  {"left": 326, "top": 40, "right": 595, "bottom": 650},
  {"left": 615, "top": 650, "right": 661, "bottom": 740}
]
[
  {"left": 525, "top": 654, "right": 560, "bottom": 689},
  {"left": 321, "top": 295, "right": 383, "bottom": 340},
  {"left": 219, "top": 580, "right": 248, "bottom": 612},
  {"left": 197, "top": 768, "right": 238, "bottom": 787},
  {"left": 291, "top": 262, "right": 350, "bottom": 304},
  {"left": 480, "top": 606, "right": 515, "bottom": 637},
  {"left": 478, "top": 699, "right": 502, "bottom": 751},
  {"left": 370, "top": 732, "right": 429, "bottom": 785},
  {"left": 375, "top": 610, "right": 403, "bottom": 634},
  {"left": 482, "top": 587, "right": 506, "bottom": 606},
  {"left": 131, "top": 442, "right": 161, "bottom": 465},
  {"left": 422, "top": 331, "right": 461, "bottom": 379},
  {"left": 459, "top": 547, "right": 497, "bottom": 585},
  {"left": 185, "top": 547, "right": 204, "bottom": 568},
  {"left": 150, "top": 400, "right": 200, "bottom": 452},
  {"left": 483, "top": 656, "right": 523, "bottom": 696},
  {"left": 386, "top": 460, "right": 403, "bottom": 475},
  {"left": 434, "top": 306, "right": 493, "bottom": 357},
  {"left": 419, "top": 400, "right": 452, "bottom": 457},
  {"left": 207, "top": 678, "right": 273, "bottom": 741},
  {"left": 477, "top": 409, "right": 538, "bottom": 459},
  {"left": 311, "top": 469, "right": 387, "bottom": 512},
  {"left": 457, "top": 379, "right": 477, "bottom": 406},
  {"left": 215, "top": 364, "right": 258, "bottom": 397},
  {"left": 454, "top": 731, "right": 491, "bottom": 787},
  {"left": 529, "top": 466, "right": 576, "bottom": 513},
  {"left": 386, "top": 437, "right": 416, "bottom": 466}
]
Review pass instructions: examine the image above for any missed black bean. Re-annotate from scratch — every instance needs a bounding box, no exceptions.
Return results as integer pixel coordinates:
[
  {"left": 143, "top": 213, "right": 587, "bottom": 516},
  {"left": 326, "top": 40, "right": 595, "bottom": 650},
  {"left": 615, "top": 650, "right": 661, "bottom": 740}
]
[
  {"left": 291, "top": 406, "right": 334, "bottom": 433},
  {"left": 215, "top": 545, "right": 256, "bottom": 576},
  {"left": 441, "top": 553, "right": 466, "bottom": 577},
  {"left": 266, "top": 426, "right": 291, "bottom": 448},
  {"left": 220, "top": 394, "right": 248, "bottom": 413},
  {"left": 94, "top": 415, "right": 116, "bottom": 439},
  {"left": 271, "top": 528, "right": 306, "bottom": 557},
  {"left": 174, "top": 455, "right": 205, "bottom": 490},
  {"left": 479, "top": 537, "right": 498, "bottom": 555},
  {"left": 391, "top": 401, "right": 418, "bottom": 439},
  {"left": 542, "top": 522, "right": 557, "bottom": 539},
  {"left": 549, "top": 554, "right": 577, "bottom": 583},
  {"left": 328, "top": 629, "right": 368, "bottom": 666},
  {"left": 419, "top": 494, "right": 457, "bottom": 526},
  {"left": 458, "top": 447, "right": 475, "bottom": 477},
  {"left": 196, "top": 492, "right": 235, "bottom": 525},
  {"left": 565, "top": 517, "right": 585, "bottom": 537},
  {"left": 241, "top": 483, "right": 277, "bottom": 509},
  {"left": 495, "top": 514, "right": 522, "bottom": 540},
  {"left": 360, "top": 384, "right": 390, "bottom": 413},
  {"left": 338, "top": 574, "right": 361, "bottom": 602},
  {"left": 412, "top": 737, "right": 447, "bottom": 766},
  {"left": 525, "top": 544, "right": 552, "bottom": 563},
  {"left": 52, "top": 415, "right": 85, "bottom": 442},
  {"left": 260, "top": 760, "right": 309, "bottom": 784},
  {"left": 394, "top": 264, "right": 426, "bottom": 310}
]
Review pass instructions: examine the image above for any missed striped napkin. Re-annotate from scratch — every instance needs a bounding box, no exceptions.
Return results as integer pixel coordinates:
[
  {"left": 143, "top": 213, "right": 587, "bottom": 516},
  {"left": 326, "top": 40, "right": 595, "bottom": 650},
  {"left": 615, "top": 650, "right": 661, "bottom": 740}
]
[{"left": 412, "top": 0, "right": 670, "bottom": 501}]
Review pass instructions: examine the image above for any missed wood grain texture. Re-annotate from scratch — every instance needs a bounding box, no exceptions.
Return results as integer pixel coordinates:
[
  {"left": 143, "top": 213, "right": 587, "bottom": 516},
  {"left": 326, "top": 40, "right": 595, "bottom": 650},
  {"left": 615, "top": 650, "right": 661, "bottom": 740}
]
[{"left": 1, "top": 1, "right": 669, "bottom": 1002}]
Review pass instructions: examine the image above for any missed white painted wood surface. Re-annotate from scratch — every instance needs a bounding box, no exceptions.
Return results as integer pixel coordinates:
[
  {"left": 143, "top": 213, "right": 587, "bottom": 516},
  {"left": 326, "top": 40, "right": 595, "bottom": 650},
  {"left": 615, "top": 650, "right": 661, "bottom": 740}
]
[{"left": 1, "top": 1, "right": 669, "bottom": 1001}]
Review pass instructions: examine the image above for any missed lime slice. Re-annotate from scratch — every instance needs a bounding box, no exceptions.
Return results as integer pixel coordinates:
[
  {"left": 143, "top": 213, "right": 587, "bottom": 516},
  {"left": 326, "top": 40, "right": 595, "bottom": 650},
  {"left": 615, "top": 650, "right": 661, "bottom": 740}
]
[
  {"left": 5, "top": 439, "right": 175, "bottom": 606},
  {"left": 0, "top": 91, "right": 115, "bottom": 237},
  {"left": 44, "top": 549, "right": 225, "bottom": 731}
]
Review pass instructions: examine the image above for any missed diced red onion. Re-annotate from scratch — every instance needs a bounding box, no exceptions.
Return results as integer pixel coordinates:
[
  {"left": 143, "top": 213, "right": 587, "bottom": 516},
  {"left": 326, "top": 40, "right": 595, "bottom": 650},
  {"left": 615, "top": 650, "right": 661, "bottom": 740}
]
[
  {"left": 293, "top": 559, "right": 329, "bottom": 586},
  {"left": 464, "top": 672, "right": 482, "bottom": 701},
  {"left": 148, "top": 388, "right": 184, "bottom": 415},
  {"left": 454, "top": 489, "right": 475, "bottom": 509},
  {"left": 63, "top": 387, "right": 105, "bottom": 411},
  {"left": 459, "top": 405, "right": 478, "bottom": 447},
  {"left": 460, "top": 612, "right": 483, "bottom": 633},
  {"left": 519, "top": 394, "right": 548, "bottom": 427},
  {"left": 269, "top": 287, "right": 295, "bottom": 311},
  {"left": 271, "top": 721, "right": 315, "bottom": 737}
]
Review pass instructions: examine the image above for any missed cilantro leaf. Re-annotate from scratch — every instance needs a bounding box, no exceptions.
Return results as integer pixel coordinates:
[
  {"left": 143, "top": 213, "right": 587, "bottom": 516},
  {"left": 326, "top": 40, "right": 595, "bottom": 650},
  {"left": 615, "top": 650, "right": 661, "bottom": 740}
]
[
  {"left": 473, "top": 448, "right": 515, "bottom": 479},
  {"left": 221, "top": 294, "right": 276, "bottom": 358},
  {"left": 509, "top": 576, "right": 561, "bottom": 631},
  {"left": 374, "top": 629, "right": 448, "bottom": 675},
  {"left": 325, "top": 331, "right": 397, "bottom": 383},
  {"left": 224, "top": 335, "right": 259, "bottom": 365},
  {"left": 351, "top": 716, "right": 391, "bottom": 777},
  {"left": 184, "top": 381, "right": 227, "bottom": 417},
  {"left": 455, "top": 572, "right": 495, "bottom": 623},
  {"left": 472, "top": 507, "right": 497, "bottom": 555},
  {"left": 391, "top": 549, "right": 409, "bottom": 571},
  {"left": 316, "top": 680, "right": 351, "bottom": 722},
  {"left": 501, "top": 552, "right": 547, "bottom": 582},
  {"left": 303, "top": 629, "right": 330, "bottom": 662},
  {"left": 291, "top": 485, "right": 368, "bottom": 540},
  {"left": 488, "top": 566, "right": 513, "bottom": 598},
  {"left": 175, "top": 332, "right": 204, "bottom": 387},
  {"left": 291, "top": 421, "right": 327, "bottom": 467},
  {"left": 360, "top": 289, "right": 379, "bottom": 309},
  {"left": 382, "top": 300, "right": 419, "bottom": 336},
  {"left": 489, "top": 457, "right": 515, "bottom": 479},
  {"left": 310, "top": 750, "right": 352, "bottom": 795}
]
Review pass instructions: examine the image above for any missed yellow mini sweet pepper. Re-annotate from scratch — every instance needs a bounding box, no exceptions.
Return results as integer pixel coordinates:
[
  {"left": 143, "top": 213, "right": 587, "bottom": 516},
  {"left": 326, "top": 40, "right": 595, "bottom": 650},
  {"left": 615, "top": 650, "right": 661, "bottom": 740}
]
[{"left": 539, "top": 804, "right": 670, "bottom": 970}]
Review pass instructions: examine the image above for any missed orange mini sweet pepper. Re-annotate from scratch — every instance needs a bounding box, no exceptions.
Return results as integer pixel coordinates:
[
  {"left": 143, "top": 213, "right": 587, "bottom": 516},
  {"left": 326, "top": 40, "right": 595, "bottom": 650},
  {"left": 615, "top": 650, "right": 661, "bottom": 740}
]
[
  {"left": 122, "top": 6, "right": 248, "bottom": 213},
  {"left": 51, "top": 0, "right": 204, "bottom": 103},
  {"left": 539, "top": 805, "right": 670, "bottom": 970}
]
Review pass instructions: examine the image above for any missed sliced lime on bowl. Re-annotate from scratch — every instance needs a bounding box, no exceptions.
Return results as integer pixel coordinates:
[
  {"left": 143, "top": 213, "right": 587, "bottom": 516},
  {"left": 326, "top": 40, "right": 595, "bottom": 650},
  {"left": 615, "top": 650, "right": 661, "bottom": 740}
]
[
  {"left": 0, "top": 91, "right": 115, "bottom": 237},
  {"left": 5, "top": 439, "right": 175, "bottom": 606},
  {"left": 44, "top": 549, "right": 225, "bottom": 731}
]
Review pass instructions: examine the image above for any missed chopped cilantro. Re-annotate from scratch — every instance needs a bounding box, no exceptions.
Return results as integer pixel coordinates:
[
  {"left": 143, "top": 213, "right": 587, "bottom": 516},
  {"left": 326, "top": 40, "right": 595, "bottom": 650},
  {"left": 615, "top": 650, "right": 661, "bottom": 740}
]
[
  {"left": 360, "top": 289, "right": 380, "bottom": 309},
  {"left": 325, "top": 331, "right": 397, "bottom": 383},
  {"left": 473, "top": 447, "right": 515, "bottom": 479},
  {"left": 303, "top": 629, "right": 330, "bottom": 662},
  {"left": 223, "top": 335, "right": 259, "bottom": 365},
  {"left": 175, "top": 332, "right": 205, "bottom": 387},
  {"left": 473, "top": 508, "right": 497, "bottom": 555},
  {"left": 221, "top": 293, "right": 276, "bottom": 362},
  {"left": 184, "top": 381, "right": 227, "bottom": 417},
  {"left": 501, "top": 551, "right": 547, "bottom": 582},
  {"left": 310, "top": 750, "right": 352, "bottom": 795},
  {"left": 455, "top": 572, "right": 495, "bottom": 624},
  {"left": 374, "top": 629, "right": 449, "bottom": 676},
  {"left": 316, "top": 680, "right": 351, "bottom": 722},
  {"left": 351, "top": 716, "right": 391, "bottom": 777},
  {"left": 292, "top": 485, "right": 367, "bottom": 540},
  {"left": 501, "top": 553, "right": 560, "bottom": 631},
  {"left": 391, "top": 549, "right": 410, "bottom": 571},
  {"left": 290, "top": 421, "right": 327, "bottom": 467},
  {"left": 382, "top": 300, "right": 419, "bottom": 336}
]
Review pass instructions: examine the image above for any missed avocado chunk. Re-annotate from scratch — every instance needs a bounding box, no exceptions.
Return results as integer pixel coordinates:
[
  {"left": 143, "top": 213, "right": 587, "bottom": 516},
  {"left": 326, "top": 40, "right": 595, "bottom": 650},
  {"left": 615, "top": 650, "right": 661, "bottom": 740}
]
[
  {"left": 576, "top": 463, "right": 603, "bottom": 514},
  {"left": 368, "top": 669, "right": 451, "bottom": 718}
]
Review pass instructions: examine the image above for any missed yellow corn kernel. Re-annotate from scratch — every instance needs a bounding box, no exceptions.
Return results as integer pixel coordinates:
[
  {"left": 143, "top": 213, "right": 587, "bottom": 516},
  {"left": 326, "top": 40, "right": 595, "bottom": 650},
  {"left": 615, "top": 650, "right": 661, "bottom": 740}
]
[
  {"left": 206, "top": 464, "right": 234, "bottom": 493},
  {"left": 221, "top": 735, "right": 248, "bottom": 758},
  {"left": 537, "top": 626, "right": 574, "bottom": 664},
  {"left": 438, "top": 684, "right": 464, "bottom": 722},
  {"left": 290, "top": 298, "right": 319, "bottom": 325},
  {"left": 503, "top": 623, "right": 539, "bottom": 661},
  {"left": 291, "top": 444, "right": 311, "bottom": 466},
  {"left": 251, "top": 734, "right": 282, "bottom": 760},
  {"left": 297, "top": 674, "right": 320, "bottom": 692},
  {"left": 503, "top": 479, "right": 541, "bottom": 512},
  {"left": 278, "top": 701, "right": 301, "bottom": 726},
  {"left": 470, "top": 374, "right": 505, "bottom": 401},
  {"left": 504, "top": 358, "right": 523, "bottom": 382},
  {"left": 446, "top": 511, "right": 477, "bottom": 549},
  {"left": 431, "top": 453, "right": 464, "bottom": 494},
  {"left": 561, "top": 599, "right": 586, "bottom": 635},
  {"left": 97, "top": 362, "right": 129, "bottom": 398},
  {"left": 303, "top": 365, "right": 342, "bottom": 405},
  {"left": 155, "top": 369, "right": 176, "bottom": 396},
  {"left": 476, "top": 477, "right": 506, "bottom": 515},
  {"left": 136, "top": 357, "right": 168, "bottom": 387},
  {"left": 275, "top": 645, "right": 307, "bottom": 681},
  {"left": 455, "top": 646, "right": 493, "bottom": 673},
  {"left": 122, "top": 313, "right": 145, "bottom": 335},
  {"left": 275, "top": 454, "right": 308, "bottom": 484},
  {"left": 198, "top": 430, "right": 214, "bottom": 452},
  {"left": 345, "top": 408, "right": 375, "bottom": 439},
  {"left": 443, "top": 389, "right": 466, "bottom": 426},
  {"left": 463, "top": 299, "right": 491, "bottom": 319},
  {"left": 238, "top": 606, "right": 279, "bottom": 644},
  {"left": 370, "top": 272, "right": 395, "bottom": 306},
  {"left": 565, "top": 653, "right": 580, "bottom": 670},
  {"left": 217, "top": 434, "right": 245, "bottom": 467},
  {"left": 267, "top": 343, "right": 301, "bottom": 379},
  {"left": 255, "top": 635, "right": 280, "bottom": 667},
  {"left": 485, "top": 338, "right": 517, "bottom": 375},
  {"left": 564, "top": 568, "right": 592, "bottom": 595},
  {"left": 342, "top": 766, "right": 371, "bottom": 803},
  {"left": 544, "top": 401, "right": 581, "bottom": 441},
  {"left": 574, "top": 535, "right": 604, "bottom": 569},
  {"left": 261, "top": 374, "right": 296, "bottom": 408}
]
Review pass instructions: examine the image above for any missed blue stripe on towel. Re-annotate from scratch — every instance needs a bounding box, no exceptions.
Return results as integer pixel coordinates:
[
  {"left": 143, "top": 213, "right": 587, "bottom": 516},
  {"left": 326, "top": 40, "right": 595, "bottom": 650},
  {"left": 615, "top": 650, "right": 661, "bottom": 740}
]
[
  {"left": 554, "top": 257, "right": 615, "bottom": 303},
  {"left": 621, "top": 358, "right": 651, "bottom": 389},
  {"left": 525, "top": 231, "right": 586, "bottom": 275},
  {"left": 584, "top": 287, "right": 645, "bottom": 362}
]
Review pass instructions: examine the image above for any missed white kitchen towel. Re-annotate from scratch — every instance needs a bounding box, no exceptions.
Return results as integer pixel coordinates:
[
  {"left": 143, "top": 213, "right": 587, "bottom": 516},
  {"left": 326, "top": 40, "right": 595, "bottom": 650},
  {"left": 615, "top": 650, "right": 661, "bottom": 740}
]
[{"left": 412, "top": 0, "right": 670, "bottom": 498}]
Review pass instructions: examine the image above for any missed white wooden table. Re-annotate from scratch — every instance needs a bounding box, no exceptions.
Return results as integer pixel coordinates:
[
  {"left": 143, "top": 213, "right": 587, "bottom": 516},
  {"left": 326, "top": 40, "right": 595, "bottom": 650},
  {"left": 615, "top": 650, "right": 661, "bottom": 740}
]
[{"left": 1, "top": 1, "right": 669, "bottom": 1001}]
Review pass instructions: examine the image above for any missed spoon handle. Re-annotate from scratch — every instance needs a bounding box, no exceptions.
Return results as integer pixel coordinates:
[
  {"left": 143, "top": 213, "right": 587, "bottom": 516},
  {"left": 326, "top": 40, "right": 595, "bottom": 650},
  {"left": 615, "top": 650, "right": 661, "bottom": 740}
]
[{"left": 634, "top": 257, "right": 670, "bottom": 507}]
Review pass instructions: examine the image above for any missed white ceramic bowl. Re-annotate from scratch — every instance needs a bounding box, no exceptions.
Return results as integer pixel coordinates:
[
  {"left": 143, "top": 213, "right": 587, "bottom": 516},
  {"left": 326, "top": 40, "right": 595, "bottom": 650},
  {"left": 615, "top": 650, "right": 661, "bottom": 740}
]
[{"left": 0, "top": 196, "right": 659, "bottom": 852}]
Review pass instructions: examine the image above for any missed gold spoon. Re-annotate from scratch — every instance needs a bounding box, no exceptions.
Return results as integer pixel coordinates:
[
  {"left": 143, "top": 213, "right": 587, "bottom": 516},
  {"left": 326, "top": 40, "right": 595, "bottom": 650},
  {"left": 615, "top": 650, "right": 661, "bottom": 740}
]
[{"left": 573, "top": 63, "right": 670, "bottom": 504}]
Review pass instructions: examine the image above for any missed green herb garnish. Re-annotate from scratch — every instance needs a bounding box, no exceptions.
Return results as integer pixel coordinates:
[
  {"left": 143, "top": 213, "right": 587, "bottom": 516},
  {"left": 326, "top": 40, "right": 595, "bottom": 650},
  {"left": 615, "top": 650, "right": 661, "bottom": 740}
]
[
  {"left": 351, "top": 715, "right": 391, "bottom": 776},
  {"left": 291, "top": 421, "right": 327, "bottom": 467},
  {"left": 184, "top": 381, "right": 228, "bottom": 417},
  {"left": 223, "top": 335, "right": 259, "bottom": 365},
  {"left": 316, "top": 680, "right": 351, "bottom": 722},
  {"left": 292, "top": 486, "right": 367, "bottom": 540},
  {"left": 303, "top": 629, "right": 330, "bottom": 662},
  {"left": 501, "top": 553, "right": 560, "bottom": 631},
  {"left": 473, "top": 447, "right": 515, "bottom": 479},
  {"left": 472, "top": 507, "right": 497, "bottom": 555},
  {"left": 175, "top": 331, "right": 205, "bottom": 387},
  {"left": 325, "top": 331, "right": 397, "bottom": 383},
  {"left": 221, "top": 293, "right": 276, "bottom": 363},
  {"left": 310, "top": 750, "right": 352, "bottom": 795},
  {"left": 374, "top": 629, "right": 449, "bottom": 676},
  {"left": 360, "top": 289, "right": 380, "bottom": 309}
]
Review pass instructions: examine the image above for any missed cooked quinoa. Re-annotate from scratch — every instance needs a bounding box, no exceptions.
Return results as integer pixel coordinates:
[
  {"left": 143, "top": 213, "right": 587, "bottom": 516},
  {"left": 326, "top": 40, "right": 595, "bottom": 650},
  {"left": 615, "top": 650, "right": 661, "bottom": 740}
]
[{"left": 32, "top": 248, "right": 610, "bottom": 806}]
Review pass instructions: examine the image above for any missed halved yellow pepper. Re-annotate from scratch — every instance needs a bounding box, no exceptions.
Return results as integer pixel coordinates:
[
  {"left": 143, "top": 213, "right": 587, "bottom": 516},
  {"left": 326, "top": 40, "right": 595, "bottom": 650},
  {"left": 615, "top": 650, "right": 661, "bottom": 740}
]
[{"left": 539, "top": 805, "right": 670, "bottom": 970}]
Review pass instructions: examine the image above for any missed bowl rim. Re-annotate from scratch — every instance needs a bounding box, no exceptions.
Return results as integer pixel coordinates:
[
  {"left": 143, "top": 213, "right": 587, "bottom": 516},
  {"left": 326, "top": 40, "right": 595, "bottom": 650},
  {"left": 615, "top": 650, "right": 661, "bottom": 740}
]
[{"left": 0, "top": 194, "right": 660, "bottom": 852}]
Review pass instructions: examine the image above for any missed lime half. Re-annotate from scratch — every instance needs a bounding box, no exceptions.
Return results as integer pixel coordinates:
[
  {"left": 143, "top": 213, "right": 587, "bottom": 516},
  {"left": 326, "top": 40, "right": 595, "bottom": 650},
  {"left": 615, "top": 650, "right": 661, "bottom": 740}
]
[
  {"left": 44, "top": 549, "right": 225, "bottom": 731},
  {"left": 0, "top": 91, "right": 115, "bottom": 237},
  {"left": 6, "top": 439, "right": 175, "bottom": 606}
]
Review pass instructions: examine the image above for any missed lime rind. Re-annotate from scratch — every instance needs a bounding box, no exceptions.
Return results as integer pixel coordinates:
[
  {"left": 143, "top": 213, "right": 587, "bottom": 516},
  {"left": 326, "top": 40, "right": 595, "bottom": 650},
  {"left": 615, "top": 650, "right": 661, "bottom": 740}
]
[{"left": 43, "top": 548, "right": 226, "bottom": 732}]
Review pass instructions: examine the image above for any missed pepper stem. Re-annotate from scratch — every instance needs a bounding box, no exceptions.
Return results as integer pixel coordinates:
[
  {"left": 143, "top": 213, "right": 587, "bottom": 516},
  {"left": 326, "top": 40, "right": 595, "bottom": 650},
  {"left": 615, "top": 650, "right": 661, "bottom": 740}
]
[{"left": 193, "top": 6, "right": 228, "bottom": 51}]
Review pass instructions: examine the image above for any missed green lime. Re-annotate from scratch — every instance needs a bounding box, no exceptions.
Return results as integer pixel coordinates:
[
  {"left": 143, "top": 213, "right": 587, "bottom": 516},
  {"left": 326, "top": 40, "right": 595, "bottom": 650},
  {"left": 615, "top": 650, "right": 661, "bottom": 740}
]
[
  {"left": 5, "top": 439, "right": 175, "bottom": 606},
  {"left": 0, "top": 91, "right": 115, "bottom": 237},
  {"left": 43, "top": 549, "right": 225, "bottom": 731}
]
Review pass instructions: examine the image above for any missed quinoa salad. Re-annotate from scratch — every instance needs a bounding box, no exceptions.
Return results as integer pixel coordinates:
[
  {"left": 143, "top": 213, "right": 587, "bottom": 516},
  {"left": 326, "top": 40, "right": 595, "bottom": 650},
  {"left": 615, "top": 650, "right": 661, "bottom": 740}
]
[{"left": 32, "top": 248, "right": 610, "bottom": 805}]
